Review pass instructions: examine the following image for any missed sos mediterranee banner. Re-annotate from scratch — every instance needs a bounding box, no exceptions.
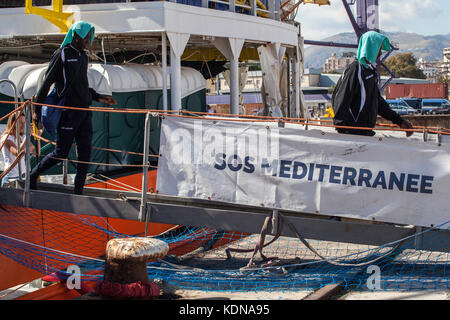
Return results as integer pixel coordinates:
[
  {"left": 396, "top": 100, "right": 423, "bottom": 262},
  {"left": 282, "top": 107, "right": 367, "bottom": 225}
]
[{"left": 156, "top": 116, "right": 450, "bottom": 228}]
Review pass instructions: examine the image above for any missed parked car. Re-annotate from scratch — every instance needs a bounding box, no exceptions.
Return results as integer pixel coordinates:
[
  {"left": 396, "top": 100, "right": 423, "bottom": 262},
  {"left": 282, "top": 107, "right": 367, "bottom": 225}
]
[
  {"left": 392, "top": 106, "right": 419, "bottom": 115},
  {"left": 386, "top": 99, "right": 418, "bottom": 115},
  {"left": 433, "top": 99, "right": 450, "bottom": 114},
  {"left": 401, "top": 98, "right": 422, "bottom": 111},
  {"left": 421, "top": 99, "right": 450, "bottom": 114}
]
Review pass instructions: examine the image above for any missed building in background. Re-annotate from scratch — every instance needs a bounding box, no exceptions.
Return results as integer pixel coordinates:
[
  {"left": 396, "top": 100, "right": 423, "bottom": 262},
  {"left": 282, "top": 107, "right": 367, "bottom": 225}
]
[
  {"left": 322, "top": 52, "right": 356, "bottom": 73},
  {"left": 417, "top": 58, "right": 443, "bottom": 83},
  {"left": 206, "top": 66, "right": 430, "bottom": 117},
  {"left": 442, "top": 47, "right": 450, "bottom": 78},
  {"left": 206, "top": 92, "right": 263, "bottom": 115},
  {"left": 301, "top": 68, "right": 322, "bottom": 88},
  {"left": 207, "top": 70, "right": 262, "bottom": 95}
]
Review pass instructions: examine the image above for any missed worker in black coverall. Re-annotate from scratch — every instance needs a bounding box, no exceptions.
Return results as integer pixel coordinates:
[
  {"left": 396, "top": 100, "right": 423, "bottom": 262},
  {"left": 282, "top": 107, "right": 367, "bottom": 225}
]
[
  {"left": 31, "top": 21, "right": 116, "bottom": 195},
  {"left": 332, "top": 31, "right": 413, "bottom": 137}
]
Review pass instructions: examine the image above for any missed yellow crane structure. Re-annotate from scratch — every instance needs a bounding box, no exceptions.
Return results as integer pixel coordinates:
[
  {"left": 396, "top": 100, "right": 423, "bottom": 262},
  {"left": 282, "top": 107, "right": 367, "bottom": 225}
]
[
  {"left": 25, "top": 0, "right": 73, "bottom": 33},
  {"left": 281, "top": 0, "right": 330, "bottom": 21}
]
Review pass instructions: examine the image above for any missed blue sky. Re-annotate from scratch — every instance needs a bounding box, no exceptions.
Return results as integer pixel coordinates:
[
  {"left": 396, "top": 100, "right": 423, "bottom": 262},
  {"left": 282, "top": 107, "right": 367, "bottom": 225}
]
[{"left": 295, "top": 0, "right": 450, "bottom": 41}]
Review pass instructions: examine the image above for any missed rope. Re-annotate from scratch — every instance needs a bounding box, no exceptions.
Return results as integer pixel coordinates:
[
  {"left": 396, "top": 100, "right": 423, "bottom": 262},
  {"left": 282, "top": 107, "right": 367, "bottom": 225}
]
[
  {"left": 0, "top": 282, "right": 30, "bottom": 299},
  {"left": 97, "top": 174, "right": 143, "bottom": 192},
  {"left": 163, "top": 110, "right": 449, "bottom": 135},
  {"left": 44, "top": 156, "right": 157, "bottom": 168},
  {"left": 88, "top": 174, "right": 141, "bottom": 193},
  {"left": 0, "top": 150, "right": 25, "bottom": 181},
  {"left": 154, "top": 221, "right": 420, "bottom": 274},
  {"left": 180, "top": 109, "right": 429, "bottom": 129},
  {"left": 25, "top": 101, "right": 450, "bottom": 135},
  {"left": 31, "top": 132, "right": 159, "bottom": 158},
  {"left": 0, "top": 101, "right": 24, "bottom": 105},
  {"left": 158, "top": 259, "right": 208, "bottom": 273},
  {"left": 0, "top": 103, "right": 26, "bottom": 123},
  {"left": 224, "top": 211, "right": 417, "bottom": 269},
  {"left": 0, "top": 232, "right": 105, "bottom": 263},
  {"left": 280, "top": 213, "right": 416, "bottom": 267},
  {"left": 163, "top": 112, "right": 430, "bottom": 135},
  {"left": 281, "top": 119, "right": 421, "bottom": 134},
  {"left": 31, "top": 102, "right": 153, "bottom": 114},
  {"left": 225, "top": 212, "right": 284, "bottom": 268}
]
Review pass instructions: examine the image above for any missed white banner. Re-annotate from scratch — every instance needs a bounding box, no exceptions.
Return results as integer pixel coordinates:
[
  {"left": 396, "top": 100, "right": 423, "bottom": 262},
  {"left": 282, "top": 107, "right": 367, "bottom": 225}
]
[{"left": 156, "top": 116, "right": 450, "bottom": 228}]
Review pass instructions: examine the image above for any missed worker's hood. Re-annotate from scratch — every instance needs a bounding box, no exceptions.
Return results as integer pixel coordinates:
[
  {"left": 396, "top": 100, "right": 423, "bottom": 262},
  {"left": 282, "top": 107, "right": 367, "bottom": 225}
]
[
  {"left": 357, "top": 31, "right": 391, "bottom": 68},
  {"left": 60, "top": 21, "right": 95, "bottom": 48}
]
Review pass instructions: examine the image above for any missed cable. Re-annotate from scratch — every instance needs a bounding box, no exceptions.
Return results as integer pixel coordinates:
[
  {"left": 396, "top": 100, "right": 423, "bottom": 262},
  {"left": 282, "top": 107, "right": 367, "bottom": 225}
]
[
  {"left": 0, "top": 232, "right": 105, "bottom": 263},
  {"left": 280, "top": 213, "right": 416, "bottom": 267},
  {"left": 125, "top": 52, "right": 159, "bottom": 64},
  {"left": 91, "top": 174, "right": 141, "bottom": 193}
]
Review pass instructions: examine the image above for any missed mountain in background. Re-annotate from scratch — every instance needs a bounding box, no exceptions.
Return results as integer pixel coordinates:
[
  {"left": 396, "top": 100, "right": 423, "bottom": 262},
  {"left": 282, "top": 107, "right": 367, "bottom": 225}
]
[{"left": 304, "top": 31, "right": 450, "bottom": 69}]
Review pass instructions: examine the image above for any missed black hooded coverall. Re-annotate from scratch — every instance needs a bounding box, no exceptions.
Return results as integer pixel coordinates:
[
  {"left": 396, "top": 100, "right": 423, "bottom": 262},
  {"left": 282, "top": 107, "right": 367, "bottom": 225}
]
[
  {"left": 31, "top": 44, "right": 103, "bottom": 195},
  {"left": 332, "top": 61, "right": 404, "bottom": 136}
]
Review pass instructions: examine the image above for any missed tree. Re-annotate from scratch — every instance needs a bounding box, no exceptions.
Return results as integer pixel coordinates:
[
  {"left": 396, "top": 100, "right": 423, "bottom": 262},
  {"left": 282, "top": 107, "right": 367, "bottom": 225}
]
[
  {"left": 327, "top": 84, "right": 336, "bottom": 94},
  {"left": 381, "top": 52, "right": 426, "bottom": 79},
  {"left": 437, "top": 74, "right": 450, "bottom": 85},
  {"left": 327, "top": 70, "right": 342, "bottom": 74}
]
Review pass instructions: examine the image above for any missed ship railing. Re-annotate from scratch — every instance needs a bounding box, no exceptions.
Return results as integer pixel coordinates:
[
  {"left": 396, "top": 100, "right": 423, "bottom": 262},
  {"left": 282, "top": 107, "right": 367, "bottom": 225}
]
[
  {"left": 1, "top": 99, "right": 449, "bottom": 220},
  {"left": 193, "top": 0, "right": 282, "bottom": 20},
  {"left": 140, "top": 0, "right": 282, "bottom": 21},
  {"left": 0, "top": 0, "right": 282, "bottom": 21}
]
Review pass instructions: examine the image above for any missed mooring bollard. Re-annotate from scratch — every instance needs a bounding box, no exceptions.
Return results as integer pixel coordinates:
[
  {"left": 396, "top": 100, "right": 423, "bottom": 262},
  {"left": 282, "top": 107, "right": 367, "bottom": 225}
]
[{"left": 95, "top": 237, "right": 169, "bottom": 299}]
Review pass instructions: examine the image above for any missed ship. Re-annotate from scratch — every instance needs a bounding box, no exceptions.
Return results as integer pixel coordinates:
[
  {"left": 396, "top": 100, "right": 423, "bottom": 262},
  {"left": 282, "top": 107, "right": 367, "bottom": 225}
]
[{"left": 0, "top": 0, "right": 448, "bottom": 300}]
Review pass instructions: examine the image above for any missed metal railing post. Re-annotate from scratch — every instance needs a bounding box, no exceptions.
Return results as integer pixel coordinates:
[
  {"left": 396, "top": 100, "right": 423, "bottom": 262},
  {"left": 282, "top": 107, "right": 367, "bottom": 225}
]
[
  {"left": 229, "top": 0, "right": 235, "bottom": 13},
  {"left": 275, "top": 0, "right": 280, "bottom": 20},
  {"left": 269, "top": 0, "right": 275, "bottom": 20},
  {"left": 16, "top": 112, "right": 22, "bottom": 180},
  {"left": 162, "top": 32, "right": 168, "bottom": 111},
  {"left": 0, "top": 80, "right": 20, "bottom": 177},
  {"left": 24, "top": 100, "right": 31, "bottom": 190},
  {"left": 422, "top": 128, "right": 428, "bottom": 142},
  {"left": 139, "top": 112, "right": 151, "bottom": 222},
  {"left": 437, "top": 127, "right": 442, "bottom": 146},
  {"left": 62, "top": 160, "right": 68, "bottom": 185},
  {"left": 23, "top": 100, "right": 31, "bottom": 207}
]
